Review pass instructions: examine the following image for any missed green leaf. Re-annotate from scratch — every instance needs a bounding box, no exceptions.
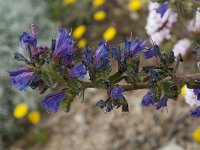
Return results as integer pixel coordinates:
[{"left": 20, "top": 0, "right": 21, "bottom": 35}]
[
  {"left": 108, "top": 72, "right": 123, "bottom": 84},
  {"left": 143, "top": 76, "right": 151, "bottom": 83},
  {"left": 41, "top": 69, "right": 54, "bottom": 87},
  {"left": 95, "top": 78, "right": 108, "bottom": 89},
  {"left": 67, "top": 79, "right": 82, "bottom": 92},
  {"left": 79, "top": 90, "right": 85, "bottom": 103},
  {"left": 95, "top": 65, "right": 112, "bottom": 81},
  {"left": 161, "top": 80, "right": 179, "bottom": 100},
  {"left": 126, "top": 56, "right": 140, "bottom": 74},
  {"left": 61, "top": 91, "right": 76, "bottom": 113},
  {"left": 153, "top": 84, "right": 162, "bottom": 102},
  {"left": 186, "top": 81, "right": 200, "bottom": 89}
]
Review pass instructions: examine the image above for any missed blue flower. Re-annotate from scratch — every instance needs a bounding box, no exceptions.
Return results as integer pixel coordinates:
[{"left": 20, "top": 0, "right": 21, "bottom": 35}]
[
  {"left": 190, "top": 106, "right": 200, "bottom": 118},
  {"left": 82, "top": 42, "right": 110, "bottom": 71},
  {"left": 7, "top": 67, "right": 34, "bottom": 91},
  {"left": 111, "top": 47, "right": 122, "bottom": 62},
  {"left": 144, "top": 43, "right": 162, "bottom": 59},
  {"left": 111, "top": 86, "right": 125, "bottom": 99},
  {"left": 144, "top": 48, "right": 156, "bottom": 59},
  {"left": 36, "top": 45, "right": 48, "bottom": 55},
  {"left": 94, "top": 41, "right": 108, "bottom": 64},
  {"left": 82, "top": 49, "right": 95, "bottom": 70},
  {"left": 193, "top": 89, "right": 200, "bottom": 100},
  {"left": 111, "top": 38, "right": 144, "bottom": 72},
  {"left": 156, "top": 3, "right": 169, "bottom": 18},
  {"left": 53, "top": 28, "right": 75, "bottom": 67},
  {"left": 32, "top": 45, "right": 48, "bottom": 62},
  {"left": 69, "top": 64, "right": 87, "bottom": 78},
  {"left": 155, "top": 95, "right": 168, "bottom": 110},
  {"left": 19, "top": 30, "right": 37, "bottom": 51},
  {"left": 121, "top": 37, "right": 144, "bottom": 58},
  {"left": 93, "top": 41, "right": 110, "bottom": 70},
  {"left": 95, "top": 58, "right": 110, "bottom": 70},
  {"left": 19, "top": 32, "right": 37, "bottom": 49},
  {"left": 141, "top": 91, "right": 155, "bottom": 107},
  {"left": 40, "top": 91, "right": 66, "bottom": 112},
  {"left": 129, "top": 37, "right": 145, "bottom": 55},
  {"left": 111, "top": 44, "right": 127, "bottom": 72}
]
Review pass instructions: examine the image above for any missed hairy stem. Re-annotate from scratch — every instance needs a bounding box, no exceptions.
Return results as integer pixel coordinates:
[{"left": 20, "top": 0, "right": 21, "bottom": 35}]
[
  {"left": 79, "top": 72, "right": 200, "bottom": 93},
  {"left": 172, "top": 73, "right": 200, "bottom": 84},
  {"left": 123, "top": 84, "right": 148, "bottom": 91}
]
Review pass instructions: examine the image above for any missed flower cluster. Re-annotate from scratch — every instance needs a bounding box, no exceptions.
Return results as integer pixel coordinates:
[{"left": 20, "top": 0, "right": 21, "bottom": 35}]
[
  {"left": 145, "top": 2, "right": 177, "bottom": 45},
  {"left": 6, "top": 25, "right": 200, "bottom": 118}
]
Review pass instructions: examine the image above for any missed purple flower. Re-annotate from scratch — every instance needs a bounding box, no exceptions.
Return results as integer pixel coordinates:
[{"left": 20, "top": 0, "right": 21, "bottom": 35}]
[
  {"left": 7, "top": 67, "right": 34, "bottom": 91},
  {"left": 129, "top": 37, "right": 145, "bottom": 55},
  {"left": 95, "top": 58, "right": 110, "bottom": 70},
  {"left": 144, "top": 43, "right": 162, "bottom": 59},
  {"left": 32, "top": 45, "right": 48, "bottom": 61},
  {"left": 82, "top": 49, "right": 95, "bottom": 69},
  {"left": 82, "top": 43, "right": 110, "bottom": 71},
  {"left": 111, "top": 47, "right": 122, "bottom": 62},
  {"left": 193, "top": 89, "right": 200, "bottom": 100},
  {"left": 111, "top": 86, "right": 125, "bottom": 99},
  {"left": 69, "top": 64, "right": 87, "bottom": 78},
  {"left": 36, "top": 45, "right": 48, "bottom": 55},
  {"left": 53, "top": 29, "right": 75, "bottom": 67},
  {"left": 155, "top": 95, "right": 168, "bottom": 110},
  {"left": 40, "top": 91, "right": 66, "bottom": 112},
  {"left": 141, "top": 91, "right": 155, "bottom": 107},
  {"left": 19, "top": 25, "right": 37, "bottom": 51},
  {"left": 190, "top": 106, "right": 200, "bottom": 118},
  {"left": 156, "top": 3, "right": 169, "bottom": 18},
  {"left": 111, "top": 43, "right": 127, "bottom": 72},
  {"left": 111, "top": 38, "right": 144, "bottom": 71},
  {"left": 144, "top": 48, "right": 156, "bottom": 59},
  {"left": 94, "top": 41, "right": 108, "bottom": 64}
]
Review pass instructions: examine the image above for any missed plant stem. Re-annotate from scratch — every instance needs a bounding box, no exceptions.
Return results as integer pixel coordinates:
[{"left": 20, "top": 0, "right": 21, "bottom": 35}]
[
  {"left": 172, "top": 73, "right": 200, "bottom": 84},
  {"left": 79, "top": 72, "right": 200, "bottom": 92},
  {"left": 123, "top": 84, "right": 148, "bottom": 91}
]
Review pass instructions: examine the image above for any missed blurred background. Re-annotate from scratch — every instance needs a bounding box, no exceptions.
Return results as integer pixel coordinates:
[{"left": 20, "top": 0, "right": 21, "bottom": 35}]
[{"left": 1, "top": 0, "right": 200, "bottom": 150}]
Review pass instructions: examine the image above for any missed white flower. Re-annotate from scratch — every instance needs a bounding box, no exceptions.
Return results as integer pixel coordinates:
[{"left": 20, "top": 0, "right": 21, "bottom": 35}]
[
  {"left": 151, "top": 28, "right": 171, "bottom": 45},
  {"left": 145, "top": 2, "right": 177, "bottom": 45},
  {"left": 172, "top": 38, "right": 191, "bottom": 57},
  {"left": 187, "top": 8, "right": 200, "bottom": 32},
  {"left": 184, "top": 87, "right": 200, "bottom": 107}
]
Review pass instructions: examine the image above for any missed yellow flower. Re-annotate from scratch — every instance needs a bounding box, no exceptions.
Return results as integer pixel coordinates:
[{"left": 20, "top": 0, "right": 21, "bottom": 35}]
[
  {"left": 181, "top": 84, "right": 187, "bottom": 96},
  {"left": 193, "top": 127, "right": 200, "bottom": 143},
  {"left": 63, "top": 0, "right": 76, "bottom": 5},
  {"left": 93, "top": 11, "right": 106, "bottom": 21},
  {"left": 103, "top": 27, "right": 117, "bottom": 41},
  {"left": 73, "top": 25, "right": 86, "bottom": 39},
  {"left": 93, "top": 0, "right": 105, "bottom": 7},
  {"left": 28, "top": 111, "right": 41, "bottom": 124},
  {"left": 78, "top": 39, "right": 87, "bottom": 48},
  {"left": 13, "top": 103, "right": 29, "bottom": 119},
  {"left": 129, "top": 0, "right": 142, "bottom": 11}
]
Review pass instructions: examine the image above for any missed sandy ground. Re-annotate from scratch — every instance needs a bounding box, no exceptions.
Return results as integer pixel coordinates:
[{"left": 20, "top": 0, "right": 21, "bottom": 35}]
[{"left": 10, "top": 88, "right": 200, "bottom": 150}]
